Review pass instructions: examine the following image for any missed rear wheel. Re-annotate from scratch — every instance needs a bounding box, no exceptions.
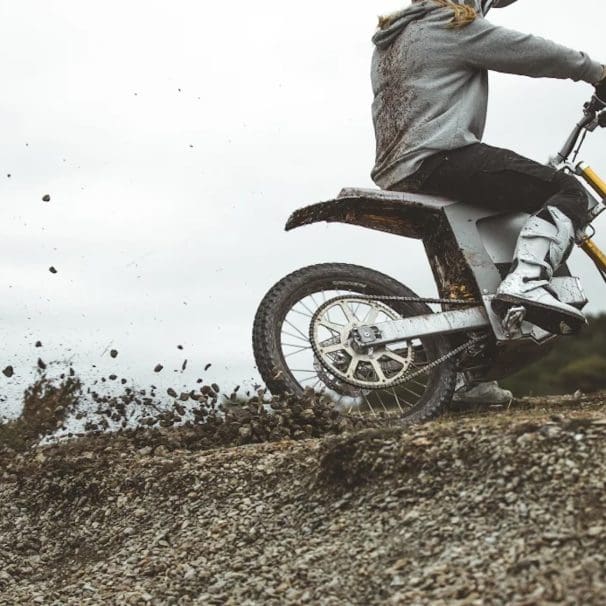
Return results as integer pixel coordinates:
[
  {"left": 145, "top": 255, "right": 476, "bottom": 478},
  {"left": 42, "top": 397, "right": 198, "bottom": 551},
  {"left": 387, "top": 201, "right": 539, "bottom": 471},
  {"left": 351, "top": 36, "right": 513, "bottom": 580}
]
[{"left": 252, "top": 263, "right": 458, "bottom": 424}]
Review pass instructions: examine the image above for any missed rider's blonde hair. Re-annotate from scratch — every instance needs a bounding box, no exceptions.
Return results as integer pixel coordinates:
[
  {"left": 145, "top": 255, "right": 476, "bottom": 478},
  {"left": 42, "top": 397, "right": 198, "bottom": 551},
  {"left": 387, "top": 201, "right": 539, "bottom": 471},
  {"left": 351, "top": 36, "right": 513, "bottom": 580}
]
[{"left": 378, "top": 1, "right": 477, "bottom": 30}]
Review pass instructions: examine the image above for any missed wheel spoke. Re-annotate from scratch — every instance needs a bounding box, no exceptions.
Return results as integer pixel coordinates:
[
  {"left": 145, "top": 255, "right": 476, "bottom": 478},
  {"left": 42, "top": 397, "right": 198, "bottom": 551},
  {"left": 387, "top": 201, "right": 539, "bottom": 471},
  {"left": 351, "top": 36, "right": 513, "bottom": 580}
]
[
  {"left": 402, "top": 386, "right": 423, "bottom": 399},
  {"left": 282, "top": 331, "right": 310, "bottom": 344},
  {"left": 284, "top": 319, "right": 309, "bottom": 342},
  {"left": 363, "top": 393, "right": 378, "bottom": 417},
  {"left": 299, "top": 299, "right": 317, "bottom": 317},
  {"left": 392, "top": 388, "right": 404, "bottom": 413},
  {"left": 318, "top": 320, "right": 344, "bottom": 335},
  {"left": 338, "top": 301, "right": 356, "bottom": 323},
  {"left": 376, "top": 391, "right": 389, "bottom": 414},
  {"left": 290, "top": 308, "right": 313, "bottom": 319},
  {"left": 285, "top": 346, "right": 312, "bottom": 358}
]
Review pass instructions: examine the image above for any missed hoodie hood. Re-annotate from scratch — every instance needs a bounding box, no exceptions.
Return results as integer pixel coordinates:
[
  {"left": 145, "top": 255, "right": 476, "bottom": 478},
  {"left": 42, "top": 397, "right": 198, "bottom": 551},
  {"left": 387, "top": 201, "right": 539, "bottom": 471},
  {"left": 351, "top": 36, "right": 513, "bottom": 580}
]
[
  {"left": 372, "top": 0, "right": 518, "bottom": 50},
  {"left": 372, "top": 2, "right": 433, "bottom": 50}
]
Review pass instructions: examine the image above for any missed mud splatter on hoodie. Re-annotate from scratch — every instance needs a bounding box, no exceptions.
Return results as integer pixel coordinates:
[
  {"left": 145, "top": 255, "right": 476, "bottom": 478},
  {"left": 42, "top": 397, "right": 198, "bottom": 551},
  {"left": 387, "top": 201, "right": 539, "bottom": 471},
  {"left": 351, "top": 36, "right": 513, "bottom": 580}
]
[{"left": 371, "top": 0, "right": 603, "bottom": 189}]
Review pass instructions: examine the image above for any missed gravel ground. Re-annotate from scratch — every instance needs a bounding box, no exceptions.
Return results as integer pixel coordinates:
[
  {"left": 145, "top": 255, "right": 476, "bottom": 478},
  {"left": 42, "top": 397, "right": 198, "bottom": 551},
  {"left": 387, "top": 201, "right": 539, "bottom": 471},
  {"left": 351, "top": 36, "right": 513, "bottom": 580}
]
[{"left": 1, "top": 394, "right": 606, "bottom": 605}]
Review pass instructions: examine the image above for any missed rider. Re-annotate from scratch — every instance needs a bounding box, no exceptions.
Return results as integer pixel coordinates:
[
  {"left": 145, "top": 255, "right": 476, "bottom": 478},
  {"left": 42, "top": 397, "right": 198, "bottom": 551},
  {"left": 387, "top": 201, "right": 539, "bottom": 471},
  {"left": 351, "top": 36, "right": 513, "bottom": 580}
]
[{"left": 371, "top": 0, "right": 606, "bottom": 337}]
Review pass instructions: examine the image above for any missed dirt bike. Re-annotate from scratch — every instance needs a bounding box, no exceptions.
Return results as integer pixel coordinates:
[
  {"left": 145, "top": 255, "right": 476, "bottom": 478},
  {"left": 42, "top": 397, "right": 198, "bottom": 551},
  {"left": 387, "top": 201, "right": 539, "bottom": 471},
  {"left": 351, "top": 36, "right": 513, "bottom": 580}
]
[{"left": 252, "top": 96, "right": 606, "bottom": 423}]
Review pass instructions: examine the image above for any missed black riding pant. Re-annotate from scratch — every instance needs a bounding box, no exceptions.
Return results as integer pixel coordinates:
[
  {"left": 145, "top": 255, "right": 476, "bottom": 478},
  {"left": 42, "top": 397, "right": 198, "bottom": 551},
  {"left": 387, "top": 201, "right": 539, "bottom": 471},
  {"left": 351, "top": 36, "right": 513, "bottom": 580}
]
[{"left": 395, "top": 143, "right": 589, "bottom": 230}]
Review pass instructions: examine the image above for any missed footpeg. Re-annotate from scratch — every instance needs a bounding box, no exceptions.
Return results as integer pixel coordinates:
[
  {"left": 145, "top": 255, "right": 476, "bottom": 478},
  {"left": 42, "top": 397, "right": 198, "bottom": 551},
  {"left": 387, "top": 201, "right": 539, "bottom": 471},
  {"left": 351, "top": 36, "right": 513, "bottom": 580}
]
[{"left": 502, "top": 305, "right": 526, "bottom": 338}]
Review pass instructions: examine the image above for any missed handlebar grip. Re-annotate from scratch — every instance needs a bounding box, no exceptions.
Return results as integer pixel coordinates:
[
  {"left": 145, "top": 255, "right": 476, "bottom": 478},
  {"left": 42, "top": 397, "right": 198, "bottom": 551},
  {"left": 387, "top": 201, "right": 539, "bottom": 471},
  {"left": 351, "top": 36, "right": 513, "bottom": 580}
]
[
  {"left": 595, "top": 80, "right": 606, "bottom": 103},
  {"left": 587, "top": 94, "right": 606, "bottom": 113}
]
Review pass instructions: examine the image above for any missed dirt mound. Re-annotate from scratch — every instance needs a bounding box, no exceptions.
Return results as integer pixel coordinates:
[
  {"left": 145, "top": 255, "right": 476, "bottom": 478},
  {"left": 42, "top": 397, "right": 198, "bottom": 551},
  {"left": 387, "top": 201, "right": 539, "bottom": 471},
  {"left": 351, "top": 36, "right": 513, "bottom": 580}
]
[{"left": 1, "top": 394, "right": 606, "bottom": 604}]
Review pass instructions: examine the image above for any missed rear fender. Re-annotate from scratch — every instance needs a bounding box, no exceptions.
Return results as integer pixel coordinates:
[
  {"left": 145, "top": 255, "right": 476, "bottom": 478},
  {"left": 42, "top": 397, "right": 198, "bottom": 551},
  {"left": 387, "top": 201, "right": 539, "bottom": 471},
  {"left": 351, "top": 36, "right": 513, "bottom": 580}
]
[
  {"left": 285, "top": 188, "right": 456, "bottom": 240},
  {"left": 286, "top": 187, "right": 479, "bottom": 302}
]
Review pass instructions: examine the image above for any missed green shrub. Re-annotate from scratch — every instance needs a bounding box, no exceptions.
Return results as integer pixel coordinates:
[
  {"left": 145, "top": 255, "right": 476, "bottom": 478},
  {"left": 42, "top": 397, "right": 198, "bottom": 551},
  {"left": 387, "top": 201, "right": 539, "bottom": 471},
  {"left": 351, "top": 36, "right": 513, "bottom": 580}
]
[
  {"left": 503, "top": 314, "right": 606, "bottom": 396},
  {"left": 557, "top": 355, "right": 606, "bottom": 394}
]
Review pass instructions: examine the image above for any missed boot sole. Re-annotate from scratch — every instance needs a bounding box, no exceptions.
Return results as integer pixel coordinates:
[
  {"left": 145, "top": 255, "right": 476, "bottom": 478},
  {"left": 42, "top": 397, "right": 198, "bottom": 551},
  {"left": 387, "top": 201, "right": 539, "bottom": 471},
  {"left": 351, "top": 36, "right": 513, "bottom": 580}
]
[{"left": 492, "top": 295, "right": 585, "bottom": 336}]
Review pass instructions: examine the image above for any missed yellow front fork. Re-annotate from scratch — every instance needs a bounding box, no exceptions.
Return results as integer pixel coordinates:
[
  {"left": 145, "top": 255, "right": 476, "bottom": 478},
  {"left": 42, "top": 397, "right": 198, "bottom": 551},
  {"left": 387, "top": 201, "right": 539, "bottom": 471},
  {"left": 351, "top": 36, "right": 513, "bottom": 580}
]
[
  {"left": 580, "top": 237, "right": 606, "bottom": 270},
  {"left": 577, "top": 162, "right": 606, "bottom": 273}
]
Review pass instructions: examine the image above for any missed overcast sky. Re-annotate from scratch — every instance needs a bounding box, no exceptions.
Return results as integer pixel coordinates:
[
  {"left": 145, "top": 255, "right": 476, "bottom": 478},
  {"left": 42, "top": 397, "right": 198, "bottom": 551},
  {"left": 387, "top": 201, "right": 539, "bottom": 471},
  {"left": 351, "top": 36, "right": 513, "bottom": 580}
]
[{"left": 1, "top": 0, "right": 606, "bottom": 411}]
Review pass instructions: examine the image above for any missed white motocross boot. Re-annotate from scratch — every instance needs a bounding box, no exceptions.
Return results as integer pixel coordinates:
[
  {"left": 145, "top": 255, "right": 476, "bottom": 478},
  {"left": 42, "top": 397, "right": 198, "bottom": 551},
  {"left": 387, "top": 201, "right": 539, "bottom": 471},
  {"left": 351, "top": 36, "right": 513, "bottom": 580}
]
[
  {"left": 452, "top": 380, "right": 513, "bottom": 406},
  {"left": 492, "top": 206, "right": 586, "bottom": 335}
]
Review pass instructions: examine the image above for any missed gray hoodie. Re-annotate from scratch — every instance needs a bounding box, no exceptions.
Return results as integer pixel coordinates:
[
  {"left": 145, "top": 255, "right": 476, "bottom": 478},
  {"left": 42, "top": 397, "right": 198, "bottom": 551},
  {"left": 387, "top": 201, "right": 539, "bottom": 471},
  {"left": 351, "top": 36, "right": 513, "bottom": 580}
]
[{"left": 371, "top": 0, "right": 603, "bottom": 189}]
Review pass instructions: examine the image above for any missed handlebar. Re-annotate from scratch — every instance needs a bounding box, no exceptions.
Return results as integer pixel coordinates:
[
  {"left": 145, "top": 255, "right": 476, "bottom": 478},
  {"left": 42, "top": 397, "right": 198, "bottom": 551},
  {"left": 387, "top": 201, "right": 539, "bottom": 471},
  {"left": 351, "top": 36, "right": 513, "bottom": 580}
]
[{"left": 552, "top": 95, "right": 606, "bottom": 166}]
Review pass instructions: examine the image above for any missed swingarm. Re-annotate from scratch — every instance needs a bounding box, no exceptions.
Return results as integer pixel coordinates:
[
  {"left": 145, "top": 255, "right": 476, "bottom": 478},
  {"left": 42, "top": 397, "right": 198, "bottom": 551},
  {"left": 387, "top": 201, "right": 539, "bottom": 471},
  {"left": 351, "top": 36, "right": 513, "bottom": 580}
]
[
  {"left": 333, "top": 274, "right": 588, "bottom": 350},
  {"left": 351, "top": 307, "right": 488, "bottom": 347}
]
